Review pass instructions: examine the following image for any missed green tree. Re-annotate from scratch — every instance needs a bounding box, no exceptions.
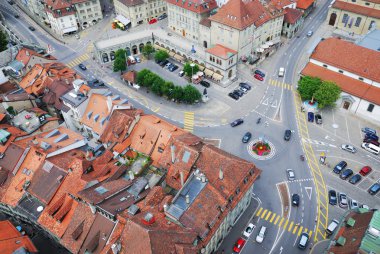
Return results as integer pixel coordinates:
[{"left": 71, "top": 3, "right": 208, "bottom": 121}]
[
  {"left": 183, "top": 62, "right": 199, "bottom": 78},
  {"left": 142, "top": 44, "right": 155, "bottom": 59},
  {"left": 143, "top": 72, "right": 158, "bottom": 88},
  {"left": 154, "top": 50, "right": 169, "bottom": 62},
  {"left": 182, "top": 85, "right": 202, "bottom": 103},
  {"left": 151, "top": 76, "right": 165, "bottom": 95},
  {"left": 6, "top": 106, "right": 16, "bottom": 116},
  {"left": 0, "top": 30, "right": 8, "bottom": 52},
  {"left": 162, "top": 81, "right": 174, "bottom": 97},
  {"left": 297, "top": 76, "right": 322, "bottom": 100},
  {"left": 314, "top": 81, "right": 341, "bottom": 109},
  {"left": 171, "top": 86, "right": 184, "bottom": 101},
  {"left": 113, "top": 57, "right": 127, "bottom": 74},
  {"left": 136, "top": 69, "right": 151, "bottom": 85},
  {"left": 115, "top": 48, "right": 127, "bottom": 60}
]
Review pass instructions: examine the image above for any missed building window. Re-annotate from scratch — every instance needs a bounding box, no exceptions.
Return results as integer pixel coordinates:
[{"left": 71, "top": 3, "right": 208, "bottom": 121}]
[
  {"left": 87, "top": 8, "right": 92, "bottom": 12},
  {"left": 86, "top": 2, "right": 90, "bottom": 6},
  {"left": 342, "top": 14, "right": 349, "bottom": 24},
  {"left": 369, "top": 21, "right": 376, "bottom": 30},
  {"left": 355, "top": 17, "right": 361, "bottom": 27},
  {"left": 367, "top": 104, "right": 374, "bottom": 112},
  {"left": 365, "top": 2, "right": 370, "bottom": 5}
]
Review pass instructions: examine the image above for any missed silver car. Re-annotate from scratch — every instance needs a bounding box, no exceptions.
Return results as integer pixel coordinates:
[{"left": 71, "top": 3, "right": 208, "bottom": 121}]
[
  {"left": 339, "top": 193, "right": 348, "bottom": 208},
  {"left": 286, "top": 169, "right": 295, "bottom": 181},
  {"left": 341, "top": 144, "right": 357, "bottom": 153}
]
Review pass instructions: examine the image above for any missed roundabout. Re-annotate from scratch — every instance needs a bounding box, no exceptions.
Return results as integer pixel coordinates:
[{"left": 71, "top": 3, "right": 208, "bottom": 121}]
[{"left": 247, "top": 138, "right": 276, "bottom": 160}]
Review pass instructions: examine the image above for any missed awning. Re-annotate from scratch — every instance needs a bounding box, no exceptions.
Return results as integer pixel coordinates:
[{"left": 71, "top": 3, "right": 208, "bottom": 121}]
[
  {"left": 115, "top": 14, "right": 131, "bottom": 26},
  {"left": 261, "top": 44, "right": 269, "bottom": 49},
  {"left": 154, "top": 44, "right": 169, "bottom": 52},
  {"left": 169, "top": 51, "right": 175, "bottom": 57},
  {"left": 256, "top": 48, "right": 264, "bottom": 53},
  {"left": 204, "top": 68, "right": 214, "bottom": 77},
  {"left": 198, "top": 65, "right": 206, "bottom": 71},
  {"left": 267, "top": 41, "right": 274, "bottom": 46},
  {"left": 173, "top": 54, "right": 185, "bottom": 62},
  {"left": 212, "top": 72, "right": 223, "bottom": 81},
  {"left": 62, "top": 26, "right": 77, "bottom": 34}
]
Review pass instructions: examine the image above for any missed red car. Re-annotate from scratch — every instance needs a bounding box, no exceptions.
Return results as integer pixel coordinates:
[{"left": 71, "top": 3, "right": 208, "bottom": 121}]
[
  {"left": 148, "top": 18, "right": 157, "bottom": 24},
  {"left": 254, "top": 74, "right": 264, "bottom": 81},
  {"left": 233, "top": 238, "right": 246, "bottom": 253},
  {"left": 359, "top": 166, "right": 372, "bottom": 176}
]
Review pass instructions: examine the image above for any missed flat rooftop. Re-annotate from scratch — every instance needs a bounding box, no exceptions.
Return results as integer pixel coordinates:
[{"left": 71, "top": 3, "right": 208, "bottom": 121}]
[{"left": 10, "top": 110, "right": 48, "bottom": 134}]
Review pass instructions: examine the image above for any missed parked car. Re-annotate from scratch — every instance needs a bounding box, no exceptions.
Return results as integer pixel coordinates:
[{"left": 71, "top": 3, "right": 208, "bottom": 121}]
[
  {"left": 359, "top": 166, "right": 372, "bottom": 176},
  {"left": 361, "top": 142, "right": 380, "bottom": 155},
  {"left": 148, "top": 18, "right": 157, "bottom": 24},
  {"left": 239, "top": 86, "right": 248, "bottom": 93},
  {"left": 340, "top": 168, "right": 353, "bottom": 180},
  {"left": 8, "top": 0, "right": 15, "bottom": 5},
  {"left": 284, "top": 129, "right": 291, "bottom": 141},
  {"left": 14, "top": 14, "right": 19, "bottom": 18},
  {"left": 365, "top": 133, "right": 379, "bottom": 142},
  {"left": 362, "top": 127, "right": 377, "bottom": 135},
  {"left": 349, "top": 174, "right": 362, "bottom": 184},
  {"left": 363, "top": 138, "right": 380, "bottom": 147},
  {"left": 158, "top": 13, "right": 167, "bottom": 20},
  {"left": 78, "top": 63, "right": 87, "bottom": 70},
  {"left": 254, "top": 74, "right": 264, "bottom": 81},
  {"left": 135, "top": 56, "right": 141, "bottom": 63},
  {"left": 160, "top": 60, "right": 169, "bottom": 67},
  {"left": 242, "top": 132, "right": 252, "bottom": 143},
  {"left": 326, "top": 219, "right": 339, "bottom": 236},
  {"left": 231, "top": 118, "right": 244, "bottom": 127},
  {"left": 338, "top": 193, "right": 348, "bottom": 208},
  {"left": 239, "top": 82, "right": 251, "bottom": 90},
  {"left": 307, "top": 112, "right": 314, "bottom": 122},
  {"left": 368, "top": 183, "right": 380, "bottom": 195},
  {"left": 298, "top": 233, "right": 309, "bottom": 249},
  {"left": 228, "top": 92, "right": 239, "bottom": 100},
  {"left": 255, "top": 226, "right": 267, "bottom": 243},
  {"left": 234, "top": 89, "right": 244, "bottom": 97},
  {"left": 254, "top": 69, "right": 266, "bottom": 77},
  {"left": 315, "top": 114, "right": 322, "bottom": 124},
  {"left": 286, "top": 169, "right": 295, "bottom": 181},
  {"left": 165, "top": 62, "right": 172, "bottom": 69},
  {"left": 341, "top": 144, "right": 357, "bottom": 153},
  {"left": 350, "top": 199, "right": 359, "bottom": 210},
  {"left": 243, "top": 223, "right": 255, "bottom": 238},
  {"left": 28, "top": 26, "right": 36, "bottom": 31},
  {"left": 292, "top": 193, "right": 300, "bottom": 206},
  {"left": 329, "top": 190, "right": 337, "bottom": 205},
  {"left": 307, "top": 31, "right": 313, "bottom": 37},
  {"left": 169, "top": 65, "right": 178, "bottom": 72},
  {"left": 199, "top": 80, "right": 210, "bottom": 88},
  {"left": 233, "top": 238, "right": 246, "bottom": 253},
  {"left": 333, "top": 161, "right": 347, "bottom": 174},
  {"left": 360, "top": 204, "right": 370, "bottom": 210},
  {"left": 178, "top": 70, "right": 185, "bottom": 77}
]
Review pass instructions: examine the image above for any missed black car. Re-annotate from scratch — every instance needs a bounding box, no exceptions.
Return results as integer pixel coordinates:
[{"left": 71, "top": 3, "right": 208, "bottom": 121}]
[
  {"left": 242, "top": 132, "right": 252, "bottom": 143},
  {"left": 328, "top": 190, "right": 337, "bottom": 205},
  {"left": 349, "top": 174, "right": 362, "bottom": 184},
  {"left": 228, "top": 92, "right": 239, "bottom": 100},
  {"left": 155, "top": 59, "right": 163, "bottom": 64},
  {"left": 169, "top": 65, "right": 178, "bottom": 72},
  {"left": 231, "top": 118, "right": 244, "bottom": 127},
  {"left": 14, "top": 14, "right": 19, "bottom": 18},
  {"left": 239, "top": 82, "right": 251, "bottom": 90},
  {"left": 200, "top": 80, "right": 210, "bottom": 88},
  {"left": 284, "top": 129, "right": 291, "bottom": 141},
  {"left": 8, "top": 0, "right": 15, "bottom": 4},
  {"left": 160, "top": 60, "right": 169, "bottom": 67},
  {"left": 315, "top": 114, "right": 322, "bottom": 124},
  {"left": 234, "top": 89, "right": 244, "bottom": 97},
  {"left": 28, "top": 26, "right": 36, "bottom": 31},
  {"left": 333, "top": 161, "right": 347, "bottom": 174},
  {"left": 292, "top": 194, "right": 300, "bottom": 206},
  {"left": 340, "top": 168, "right": 353, "bottom": 180},
  {"left": 78, "top": 63, "right": 87, "bottom": 70},
  {"left": 254, "top": 69, "right": 266, "bottom": 77},
  {"left": 158, "top": 13, "right": 167, "bottom": 20}
]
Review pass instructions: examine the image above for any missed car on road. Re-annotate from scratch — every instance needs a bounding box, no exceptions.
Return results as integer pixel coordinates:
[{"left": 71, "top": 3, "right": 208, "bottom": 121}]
[
  {"left": 307, "top": 112, "right": 314, "bottom": 122},
  {"left": 315, "top": 114, "right": 322, "bottom": 124},
  {"left": 243, "top": 223, "right": 255, "bottom": 238},
  {"left": 368, "top": 183, "right": 380, "bottom": 195},
  {"left": 233, "top": 238, "right": 246, "bottom": 253},
  {"left": 178, "top": 70, "right": 185, "bottom": 77},
  {"left": 254, "top": 69, "right": 266, "bottom": 77},
  {"left": 14, "top": 14, "right": 20, "bottom": 18},
  {"left": 307, "top": 31, "right": 313, "bottom": 37},
  {"left": 254, "top": 74, "right": 264, "bottom": 81},
  {"left": 286, "top": 169, "right": 295, "bottom": 181},
  {"left": 340, "top": 168, "right": 353, "bottom": 180},
  {"left": 326, "top": 219, "right": 339, "bottom": 235},
  {"left": 228, "top": 92, "right": 239, "bottom": 100},
  {"left": 234, "top": 89, "right": 244, "bottom": 97},
  {"left": 239, "top": 82, "right": 251, "bottom": 90},
  {"left": 298, "top": 233, "right": 309, "bottom": 249},
  {"left": 349, "top": 174, "right": 362, "bottom": 184},
  {"left": 362, "top": 127, "right": 377, "bottom": 135},
  {"left": 284, "top": 129, "right": 291, "bottom": 141},
  {"left": 148, "top": 18, "right": 157, "bottom": 24},
  {"left": 278, "top": 67, "right": 285, "bottom": 77},
  {"left": 200, "top": 80, "right": 210, "bottom": 88},
  {"left": 329, "top": 190, "right": 337, "bottom": 205},
  {"left": 28, "top": 26, "right": 36, "bottom": 31},
  {"left": 78, "top": 63, "right": 87, "bottom": 70},
  {"left": 333, "top": 161, "right": 347, "bottom": 174},
  {"left": 255, "top": 226, "right": 267, "bottom": 243},
  {"left": 339, "top": 193, "right": 348, "bottom": 208},
  {"left": 341, "top": 144, "right": 357, "bottom": 153},
  {"left": 350, "top": 199, "right": 359, "bottom": 210},
  {"left": 242, "top": 132, "right": 252, "bottom": 143},
  {"left": 231, "top": 118, "right": 244, "bottom": 127},
  {"left": 361, "top": 142, "right": 380, "bottom": 155},
  {"left": 158, "top": 13, "right": 167, "bottom": 20},
  {"left": 363, "top": 138, "right": 380, "bottom": 147},
  {"left": 135, "top": 56, "right": 141, "bottom": 63},
  {"left": 292, "top": 194, "right": 300, "bottom": 206},
  {"left": 359, "top": 166, "right": 372, "bottom": 176}
]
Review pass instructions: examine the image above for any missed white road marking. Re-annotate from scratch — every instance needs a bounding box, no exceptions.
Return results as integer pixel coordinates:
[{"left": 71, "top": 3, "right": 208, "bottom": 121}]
[{"left": 305, "top": 187, "right": 313, "bottom": 200}]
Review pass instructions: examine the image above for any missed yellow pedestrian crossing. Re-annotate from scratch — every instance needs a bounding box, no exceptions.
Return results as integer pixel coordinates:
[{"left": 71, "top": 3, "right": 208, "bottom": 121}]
[
  {"left": 255, "top": 207, "right": 313, "bottom": 238},
  {"left": 183, "top": 112, "right": 194, "bottom": 133},
  {"left": 86, "top": 43, "right": 94, "bottom": 53},
  {"left": 268, "top": 79, "right": 293, "bottom": 91},
  {"left": 66, "top": 54, "right": 90, "bottom": 68}
]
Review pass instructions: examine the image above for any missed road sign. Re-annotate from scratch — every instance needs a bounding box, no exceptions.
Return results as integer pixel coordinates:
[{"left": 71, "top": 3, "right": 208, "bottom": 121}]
[{"left": 305, "top": 187, "right": 313, "bottom": 200}]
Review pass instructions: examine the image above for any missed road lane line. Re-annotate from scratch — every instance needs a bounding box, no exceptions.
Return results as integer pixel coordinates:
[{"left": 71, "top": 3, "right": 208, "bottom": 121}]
[
  {"left": 270, "top": 213, "right": 277, "bottom": 223},
  {"left": 261, "top": 209, "right": 268, "bottom": 219},
  {"left": 274, "top": 215, "right": 280, "bottom": 225},
  {"left": 265, "top": 211, "right": 272, "bottom": 221}
]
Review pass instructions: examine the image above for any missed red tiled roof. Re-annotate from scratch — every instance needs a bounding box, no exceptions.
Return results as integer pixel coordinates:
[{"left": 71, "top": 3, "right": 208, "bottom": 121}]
[
  {"left": 199, "top": 18, "right": 211, "bottom": 27},
  {"left": 284, "top": 7, "right": 303, "bottom": 24},
  {"left": 42, "top": 79, "right": 73, "bottom": 110},
  {"left": 301, "top": 63, "right": 380, "bottom": 105},
  {"left": 311, "top": 38, "right": 380, "bottom": 83},
  {"left": 0, "top": 220, "right": 38, "bottom": 254},
  {"left": 166, "top": 0, "right": 218, "bottom": 14},
  {"left": 206, "top": 44, "right": 237, "bottom": 59},
  {"left": 121, "top": 71, "right": 137, "bottom": 83},
  {"left": 118, "top": 0, "right": 145, "bottom": 6},
  {"left": 296, "top": 0, "right": 315, "bottom": 9},
  {"left": 269, "top": 0, "right": 294, "bottom": 9},
  {"left": 15, "top": 47, "right": 56, "bottom": 67},
  {"left": 331, "top": 0, "right": 380, "bottom": 19}
]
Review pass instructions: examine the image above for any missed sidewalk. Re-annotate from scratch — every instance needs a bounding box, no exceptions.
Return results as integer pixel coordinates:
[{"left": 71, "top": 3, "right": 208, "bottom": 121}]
[{"left": 310, "top": 239, "right": 329, "bottom": 253}]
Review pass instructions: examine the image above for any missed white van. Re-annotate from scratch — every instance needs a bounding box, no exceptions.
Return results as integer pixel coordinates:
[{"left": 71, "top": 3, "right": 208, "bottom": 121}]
[
  {"left": 326, "top": 219, "right": 339, "bottom": 236},
  {"left": 361, "top": 143, "right": 380, "bottom": 155},
  {"left": 255, "top": 226, "right": 266, "bottom": 243},
  {"left": 128, "top": 56, "right": 136, "bottom": 64},
  {"left": 278, "top": 67, "right": 285, "bottom": 77}
]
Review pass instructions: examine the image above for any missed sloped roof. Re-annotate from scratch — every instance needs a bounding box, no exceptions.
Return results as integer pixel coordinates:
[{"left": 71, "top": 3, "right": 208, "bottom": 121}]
[
  {"left": 166, "top": 0, "right": 218, "bottom": 14},
  {"left": 0, "top": 220, "right": 38, "bottom": 254},
  {"left": 206, "top": 44, "right": 237, "bottom": 59},
  {"left": 296, "top": 0, "right": 315, "bottom": 9},
  {"left": 284, "top": 7, "right": 303, "bottom": 24}
]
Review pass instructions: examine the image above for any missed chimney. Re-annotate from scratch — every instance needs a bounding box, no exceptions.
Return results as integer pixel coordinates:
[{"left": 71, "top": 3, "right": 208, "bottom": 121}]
[
  {"left": 185, "top": 194, "right": 190, "bottom": 204},
  {"left": 107, "top": 96, "right": 112, "bottom": 112},
  {"left": 163, "top": 204, "right": 168, "bottom": 212},
  {"left": 170, "top": 144, "right": 175, "bottom": 163},
  {"left": 180, "top": 171, "right": 184, "bottom": 187},
  {"left": 201, "top": 174, "right": 206, "bottom": 183},
  {"left": 219, "top": 167, "right": 223, "bottom": 180},
  {"left": 129, "top": 170, "right": 134, "bottom": 180}
]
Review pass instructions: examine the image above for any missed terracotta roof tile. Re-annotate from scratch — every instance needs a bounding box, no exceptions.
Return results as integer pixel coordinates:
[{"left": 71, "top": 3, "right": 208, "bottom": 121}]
[
  {"left": 332, "top": 0, "right": 380, "bottom": 19},
  {"left": 42, "top": 79, "right": 73, "bottom": 110},
  {"left": 206, "top": 44, "right": 237, "bottom": 59},
  {"left": 0, "top": 221, "right": 38, "bottom": 254},
  {"left": 301, "top": 63, "right": 380, "bottom": 105},
  {"left": 15, "top": 47, "right": 56, "bottom": 67},
  {"left": 199, "top": 18, "right": 211, "bottom": 27},
  {"left": 269, "top": 0, "right": 294, "bottom": 9},
  {"left": 284, "top": 7, "right": 303, "bottom": 24},
  {"left": 121, "top": 71, "right": 137, "bottom": 83},
  {"left": 118, "top": 0, "right": 145, "bottom": 7},
  {"left": 0, "top": 81, "right": 18, "bottom": 95},
  {"left": 296, "top": 0, "right": 315, "bottom": 9},
  {"left": 165, "top": 0, "right": 218, "bottom": 14}
]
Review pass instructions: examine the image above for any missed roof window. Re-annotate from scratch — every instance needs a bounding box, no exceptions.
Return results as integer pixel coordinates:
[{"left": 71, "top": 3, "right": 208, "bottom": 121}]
[
  {"left": 87, "top": 111, "right": 93, "bottom": 119},
  {"left": 95, "top": 186, "right": 108, "bottom": 194}
]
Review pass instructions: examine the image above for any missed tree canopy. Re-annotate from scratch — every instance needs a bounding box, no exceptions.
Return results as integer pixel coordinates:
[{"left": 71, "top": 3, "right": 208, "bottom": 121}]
[
  {"left": 115, "top": 49, "right": 126, "bottom": 60},
  {"left": 142, "top": 44, "right": 155, "bottom": 59},
  {"left": 0, "top": 30, "right": 8, "bottom": 52},
  {"left": 183, "top": 62, "right": 199, "bottom": 77},
  {"left": 297, "top": 76, "right": 322, "bottom": 100},
  {"left": 113, "top": 48, "right": 127, "bottom": 74},
  {"left": 154, "top": 50, "right": 169, "bottom": 62}
]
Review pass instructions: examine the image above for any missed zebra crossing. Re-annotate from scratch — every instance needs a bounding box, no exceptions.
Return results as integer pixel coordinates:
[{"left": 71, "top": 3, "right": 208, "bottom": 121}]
[
  {"left": 66, "top": 54, "right": 90, "bottom": 68},
  {"left": 184, "top": 112, "right": 195, "bottom": 133},
  {"left": 86, "top": 43, "right": 94, "bottom": 53},
  {"left": 256, "top": 207, "right": 313, "bottom": 237},
  {"left": 268, "top": 79, "right": 293, "bottom": 91}
]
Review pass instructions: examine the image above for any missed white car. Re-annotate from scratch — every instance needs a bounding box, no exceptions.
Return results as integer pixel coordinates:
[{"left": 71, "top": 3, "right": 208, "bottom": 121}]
[
  {"left": 286, "top": 169, "right": 295, "bottom": 181},
  {"left": 243, "top": 223, "right": 255, "bottom": 238},
  {"left": 256, "top": 226, "right": 267, "bottom": 243},
  {"left": 307, "top": 31, "right": 313, "bottom": 37},
  {"left": 341, "top": 144, "right": 357, "bottom": 153},
  {"left": 360, "top": 204, "right": 370, "bottom": 210},
  {"left": 135, "top": 56, "right": 141, "bottom": 63},
  {"left": 278, "top": 67, "right": 285, "bottom": 77}
]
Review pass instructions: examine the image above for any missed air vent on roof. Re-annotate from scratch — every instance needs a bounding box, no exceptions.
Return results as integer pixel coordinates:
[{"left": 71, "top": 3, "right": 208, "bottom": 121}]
[
  {"left": 45, "top": 129, "right": 60, "bottom": 138},
  {"left": 94, "top": 114, "right": 99, "bottom": 122},
  {"left": 87, "top": 111, "right": 93, "bottom": 119},
  {"left": 104, "top": 91, "right": 112, "bottom": 96},
  {"left": 40, "top": 141, "right": 52, "bottom": 150},
  {"left": 112, "top": 95, "right": 120, "bottom": 101},
  {"left": 54, "top": 133, "right": 69, "bottom": 143}
]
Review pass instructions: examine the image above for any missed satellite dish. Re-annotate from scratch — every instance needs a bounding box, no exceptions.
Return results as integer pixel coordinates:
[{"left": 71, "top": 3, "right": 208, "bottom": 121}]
[{"left": 37, "top": 206, "right": 44, "bottom": 212}]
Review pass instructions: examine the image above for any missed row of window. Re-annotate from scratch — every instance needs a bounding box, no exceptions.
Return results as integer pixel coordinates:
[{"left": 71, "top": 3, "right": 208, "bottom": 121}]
[
  {"left": 342, "top": 14, "right": 376, "bottom": 30},
  {"left": 322, "top": 64, "right": 365, "bottom": 81}
]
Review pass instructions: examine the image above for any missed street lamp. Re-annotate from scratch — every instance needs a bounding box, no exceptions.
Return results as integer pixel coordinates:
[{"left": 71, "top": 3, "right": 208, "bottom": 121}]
[{"left": 190, "top": 63, "right": 195, "bottom": 84}]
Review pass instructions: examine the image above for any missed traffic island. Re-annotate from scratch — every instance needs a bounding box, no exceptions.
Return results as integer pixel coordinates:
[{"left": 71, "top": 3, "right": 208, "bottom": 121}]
[{"left": 247, "top": 139, "right": 276, "bottom": 160}]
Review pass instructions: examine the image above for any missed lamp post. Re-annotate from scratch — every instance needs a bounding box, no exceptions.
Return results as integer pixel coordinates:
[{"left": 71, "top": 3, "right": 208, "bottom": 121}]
[{"left": 190, "top": 63, "right": 195, "bottom": 84}]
